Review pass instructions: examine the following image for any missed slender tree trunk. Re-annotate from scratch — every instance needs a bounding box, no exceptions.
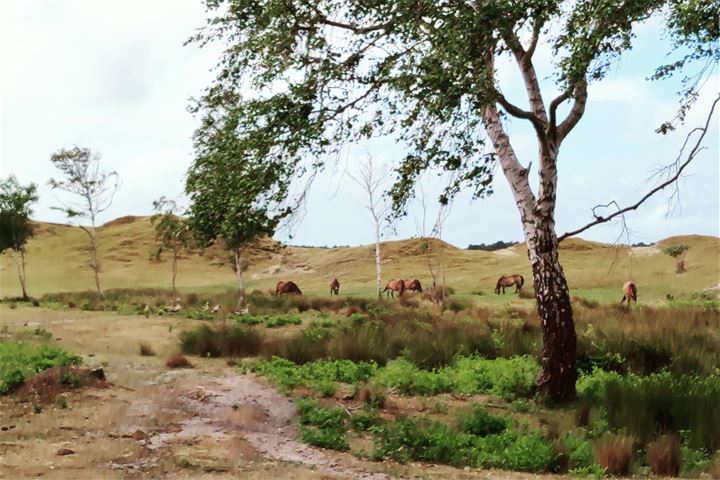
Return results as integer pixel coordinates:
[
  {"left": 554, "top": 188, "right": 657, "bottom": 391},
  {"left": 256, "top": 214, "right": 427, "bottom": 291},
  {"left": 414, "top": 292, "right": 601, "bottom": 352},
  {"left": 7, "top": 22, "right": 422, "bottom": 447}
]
[
  {"left": 12, "top": 250, "right": 29, "bottom": 300},
  {"left": 484, "top": 104, "right": 577, "bottom": 401},
  {"left": 234, "top": 249, "right": 247, "bottom": 313},
  {"left": 89, "top": 224, "right": 104, "bottom": 300},
  {"left": 374, "top": 225, "right": 382, "bottom": 300},
  {"left": 172, "top": 247, "right": 179, "bottom": 302}
]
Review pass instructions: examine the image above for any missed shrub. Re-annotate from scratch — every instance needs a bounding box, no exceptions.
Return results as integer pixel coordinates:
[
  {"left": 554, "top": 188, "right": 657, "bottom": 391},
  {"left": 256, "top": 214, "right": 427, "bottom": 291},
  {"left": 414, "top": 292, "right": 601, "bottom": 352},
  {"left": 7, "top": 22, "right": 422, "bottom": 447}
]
[
  {"left": 180, "top": 324, "right": 262, "bottom": 357},
  {"left": 470, "top": 429, "right": 557, "bottom": 472},
  {"left": 373, "top": 416, "right": 471, "bottom": 466},
  {"left": 0, "top": 343, "right": 81, "bottom": 395},
  {"left": 299, "top": 426, "right": 349, "bottom": 451},
  {"left": 139, "top": 342, "right": 156, "bottom": 356},
  {"left": 296, "top": 399, "right": 349, "bottom": 451},
  {"left": 166, "top": 353, "right": 192, "bottom": 368},
  {"left": 59, "top": 371, "right": 81, "bottom": 388},
  {"left": 350, "top": 409, "right": 381, "bottom": 431},
  {"left": 647, "top": 434, "right": 681, "bottom": 477},
  {"left": 457, "top": 405, "right": 507, "bottom": 437},
  {"left": 594, "top": 436, "right": 634, "bottom": 476}
]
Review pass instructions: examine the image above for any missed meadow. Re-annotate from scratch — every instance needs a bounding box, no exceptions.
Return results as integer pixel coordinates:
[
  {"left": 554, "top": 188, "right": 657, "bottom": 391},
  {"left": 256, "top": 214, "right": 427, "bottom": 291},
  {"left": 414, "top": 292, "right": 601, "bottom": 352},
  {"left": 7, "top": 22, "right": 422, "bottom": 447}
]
[{"left": 1, "top": 217, "right": 719, "bottom": 478}]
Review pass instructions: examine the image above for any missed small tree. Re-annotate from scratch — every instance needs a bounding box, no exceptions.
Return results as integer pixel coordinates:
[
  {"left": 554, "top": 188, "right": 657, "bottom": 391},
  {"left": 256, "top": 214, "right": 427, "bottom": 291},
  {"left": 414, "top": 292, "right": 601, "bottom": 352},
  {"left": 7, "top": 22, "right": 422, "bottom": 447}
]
[
  {"left": 663, "top": 244, "right": 690, "bottom": 274},
  {"left": 186, "top": 107, "right": 291, "bottom": 313},
  {"left": 349, "top": 156, "right": 391, "bottom": 299},
  {"left": 0, "top": 176, "right": 39, "bottom": 300},
  {"left": 150, "top": 197, "right": 193, "bottom": 303},
  {"left": 48, "top": 146, "right": 120, "bottom": 300}
]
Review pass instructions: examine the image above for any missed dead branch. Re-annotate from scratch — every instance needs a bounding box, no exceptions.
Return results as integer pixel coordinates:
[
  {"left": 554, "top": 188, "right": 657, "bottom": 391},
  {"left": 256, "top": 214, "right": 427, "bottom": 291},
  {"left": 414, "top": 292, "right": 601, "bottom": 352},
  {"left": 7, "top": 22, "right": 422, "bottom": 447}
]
[{"left": 558, "top": 93, "right": 719, "bottom": 242}]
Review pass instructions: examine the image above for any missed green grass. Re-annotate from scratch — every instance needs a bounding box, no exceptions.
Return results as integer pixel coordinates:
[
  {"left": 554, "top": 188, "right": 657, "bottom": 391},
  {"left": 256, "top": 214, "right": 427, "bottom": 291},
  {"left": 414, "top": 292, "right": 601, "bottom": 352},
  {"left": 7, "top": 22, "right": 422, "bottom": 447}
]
[{"left": 0, "top": 342, "right": 81, "bottom": 394}]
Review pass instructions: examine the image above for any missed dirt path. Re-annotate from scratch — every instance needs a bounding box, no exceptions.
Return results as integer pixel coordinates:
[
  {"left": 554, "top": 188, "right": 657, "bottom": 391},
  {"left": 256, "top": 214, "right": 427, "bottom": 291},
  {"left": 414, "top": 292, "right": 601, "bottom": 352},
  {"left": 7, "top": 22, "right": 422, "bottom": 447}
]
[
  {"left": 1, "top": 306, "right": 556, "bottom": 479},
  {"left": 116, "top": 369, "right": 389, "bottom": 479}
]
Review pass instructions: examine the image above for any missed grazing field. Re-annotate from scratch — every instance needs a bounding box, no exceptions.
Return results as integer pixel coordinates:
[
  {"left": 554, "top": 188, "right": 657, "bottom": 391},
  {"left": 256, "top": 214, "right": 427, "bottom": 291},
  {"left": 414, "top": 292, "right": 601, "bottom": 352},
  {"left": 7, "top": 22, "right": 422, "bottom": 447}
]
[
  {"left": 0, "top": 216, "right": 718, "bottom": 302},
  {"left": 1, "top": 217, "right": 719, "bottom": 478}
]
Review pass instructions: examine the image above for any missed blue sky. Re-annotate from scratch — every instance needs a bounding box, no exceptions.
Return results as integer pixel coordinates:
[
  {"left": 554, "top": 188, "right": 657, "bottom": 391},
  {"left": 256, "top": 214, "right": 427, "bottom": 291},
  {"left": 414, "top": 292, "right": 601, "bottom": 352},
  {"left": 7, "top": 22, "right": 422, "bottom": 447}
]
[{"left": 1, "top": 1, "right": 718, "bottom": 248}]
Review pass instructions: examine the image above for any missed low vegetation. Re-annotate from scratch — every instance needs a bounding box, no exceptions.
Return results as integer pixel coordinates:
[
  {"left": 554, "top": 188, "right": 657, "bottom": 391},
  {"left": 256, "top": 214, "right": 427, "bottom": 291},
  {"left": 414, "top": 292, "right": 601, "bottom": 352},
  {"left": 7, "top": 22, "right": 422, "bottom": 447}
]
[{"left": 0, "top": 342, "right": 81, "bottom": 394}]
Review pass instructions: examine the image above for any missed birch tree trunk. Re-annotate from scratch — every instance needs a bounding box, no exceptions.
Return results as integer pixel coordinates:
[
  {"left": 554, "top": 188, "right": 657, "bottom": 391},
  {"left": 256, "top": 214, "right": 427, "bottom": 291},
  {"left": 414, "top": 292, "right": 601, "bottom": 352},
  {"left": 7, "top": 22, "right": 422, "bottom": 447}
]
[
  {"left": 234, "top": 249, "right": 247, "bottom": 313},
  {"left": 89, "top": 226, "right": 104, "bottom": 300},
  {"left": 172, "top": 246, "right": 179, "bottom": 302},
  {"left": 13, "top": 250, "right": 29, "bottom": 300},
  {"left": 484, "top": 103, "right": 577, "bottom": 400},
  {"left": 374, "top": 224, "right": 382, "bottom": 300}
]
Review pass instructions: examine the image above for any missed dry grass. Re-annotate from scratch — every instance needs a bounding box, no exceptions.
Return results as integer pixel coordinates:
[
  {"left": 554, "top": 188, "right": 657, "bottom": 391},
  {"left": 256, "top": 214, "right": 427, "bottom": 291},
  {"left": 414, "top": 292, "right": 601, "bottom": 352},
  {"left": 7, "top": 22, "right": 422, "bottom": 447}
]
[
  {"left": 647, "top": 435, "right": 681, "bottom": 477},
  {"left": 1, "top": 217, "right": 717, "bottom": 303},
  {"left": 594, "top": 436, "right": 634, "bottom": 476},
  {"left": 165, "top": 353, "right": 193, "bottom": 369}
]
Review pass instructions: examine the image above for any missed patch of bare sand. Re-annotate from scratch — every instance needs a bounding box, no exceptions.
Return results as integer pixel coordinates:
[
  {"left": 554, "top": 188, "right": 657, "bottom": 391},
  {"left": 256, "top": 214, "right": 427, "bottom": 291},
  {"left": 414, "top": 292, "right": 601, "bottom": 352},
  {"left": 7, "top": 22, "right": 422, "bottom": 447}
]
[
  {"left": 128, "top": 370, "right": 389, "bottom": 480},
  {"left": 630, "top": 246, "right": 660, "bottom": 256}
]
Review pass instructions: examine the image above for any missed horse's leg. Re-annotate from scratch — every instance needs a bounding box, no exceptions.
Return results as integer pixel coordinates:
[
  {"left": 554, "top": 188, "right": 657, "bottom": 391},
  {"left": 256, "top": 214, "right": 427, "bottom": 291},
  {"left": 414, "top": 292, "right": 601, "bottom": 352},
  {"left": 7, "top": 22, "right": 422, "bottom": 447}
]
[{"left": 620, "top": 295, "right": 626, "bottom": 304}]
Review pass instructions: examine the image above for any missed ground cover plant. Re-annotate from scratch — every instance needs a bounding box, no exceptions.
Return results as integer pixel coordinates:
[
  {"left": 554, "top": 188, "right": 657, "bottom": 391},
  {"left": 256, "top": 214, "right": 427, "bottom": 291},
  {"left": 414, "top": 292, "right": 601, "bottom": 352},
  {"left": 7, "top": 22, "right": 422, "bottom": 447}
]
[{"left": 0, "top": 342, "right": 81, "bottom": 394}]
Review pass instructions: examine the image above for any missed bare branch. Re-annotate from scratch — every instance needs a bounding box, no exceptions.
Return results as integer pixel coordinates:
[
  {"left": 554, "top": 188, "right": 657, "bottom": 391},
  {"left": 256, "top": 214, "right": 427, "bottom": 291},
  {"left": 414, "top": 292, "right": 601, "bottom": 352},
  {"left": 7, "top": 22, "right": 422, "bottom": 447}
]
[
  {"left": 557, "top": 80, "right": 588, "bottom": 142},
  {"left": 496, "top": 92, "right": 545, "bottom": 132},
  {"left": 558, "top": 94, "right": 719, "bottom": 242}
]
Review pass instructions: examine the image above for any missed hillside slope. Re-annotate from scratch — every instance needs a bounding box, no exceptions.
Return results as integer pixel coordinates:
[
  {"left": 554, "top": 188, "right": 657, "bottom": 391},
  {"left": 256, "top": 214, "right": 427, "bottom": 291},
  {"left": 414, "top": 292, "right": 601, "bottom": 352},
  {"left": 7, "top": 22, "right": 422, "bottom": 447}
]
[{"left": 1, "top": 216, "right": 718, "bottom": 301}]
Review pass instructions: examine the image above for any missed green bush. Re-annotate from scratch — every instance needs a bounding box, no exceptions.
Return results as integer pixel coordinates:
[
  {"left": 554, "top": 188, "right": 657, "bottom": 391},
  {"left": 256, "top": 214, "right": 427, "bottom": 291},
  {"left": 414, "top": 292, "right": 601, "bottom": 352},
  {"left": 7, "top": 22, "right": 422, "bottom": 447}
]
[
  {"left": 248, "top": 357, "right": 377, "bottom": 394},
  {"left": 373, "top": 416, "right": 471, "bottom": 466},
  {"left": 0, "top": 342, "right": 81, "bottom": 395},
  {"left": 457, "top": 405, "right": 507, "bottom": 436},
  {"left": 296, "top": 399, "right": 350, "bottom": 451},
  {"left": 470, "top": 429, "right": 557, "bottom": 472}
]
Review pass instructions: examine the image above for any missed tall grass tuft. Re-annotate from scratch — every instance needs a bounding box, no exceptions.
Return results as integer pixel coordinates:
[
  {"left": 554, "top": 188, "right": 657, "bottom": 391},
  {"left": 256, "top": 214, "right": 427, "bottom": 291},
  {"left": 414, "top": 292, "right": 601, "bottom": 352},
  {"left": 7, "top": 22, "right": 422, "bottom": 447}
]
[
  {"left": 647, "top": 435, "right": 682, "bottom": 477},
  {"left": 180, "top": 324, "right": 262, "bottom": 357},
  {"left": 594, "top": 436, "right": 634, "bottom": 476}
]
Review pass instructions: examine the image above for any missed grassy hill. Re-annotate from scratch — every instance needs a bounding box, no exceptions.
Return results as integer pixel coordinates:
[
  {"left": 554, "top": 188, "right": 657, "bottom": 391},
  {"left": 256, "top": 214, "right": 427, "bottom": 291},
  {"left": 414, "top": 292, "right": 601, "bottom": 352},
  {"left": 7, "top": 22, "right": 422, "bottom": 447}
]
[{"left": 1, "top": 215, "right": 718, "bottom": 303}]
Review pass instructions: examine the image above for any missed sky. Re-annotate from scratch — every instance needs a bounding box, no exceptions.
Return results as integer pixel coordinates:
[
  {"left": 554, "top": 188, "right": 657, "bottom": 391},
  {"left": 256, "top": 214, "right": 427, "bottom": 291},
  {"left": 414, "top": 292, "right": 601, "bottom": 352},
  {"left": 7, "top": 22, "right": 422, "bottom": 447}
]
[{"left": 1, "top": 0, "right": 718, "bottom": 249}]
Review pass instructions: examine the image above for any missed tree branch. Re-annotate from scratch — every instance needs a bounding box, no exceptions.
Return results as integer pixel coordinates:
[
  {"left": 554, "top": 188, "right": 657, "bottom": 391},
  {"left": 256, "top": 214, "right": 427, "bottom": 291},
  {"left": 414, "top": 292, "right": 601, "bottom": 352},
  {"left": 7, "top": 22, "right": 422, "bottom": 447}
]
[
  {"left": 558, "top": 94, "right": 719, "bottom": 242},
  {"left": 496, "top": 92, "right": 545, "bottom": 131},
  {"left": 556, "top": 80, "right": 588, "bottom": 141}
]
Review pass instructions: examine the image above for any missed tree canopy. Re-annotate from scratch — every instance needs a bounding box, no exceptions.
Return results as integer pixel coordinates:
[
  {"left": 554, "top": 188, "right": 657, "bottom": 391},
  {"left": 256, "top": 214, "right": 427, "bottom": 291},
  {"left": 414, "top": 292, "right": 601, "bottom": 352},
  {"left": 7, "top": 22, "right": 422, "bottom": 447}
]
[
  {"left": 188, "top": 0, "right": 718, "bottom": 213},
  {"left": 0, "top": 175, "right": 38, "bottom": 254}
]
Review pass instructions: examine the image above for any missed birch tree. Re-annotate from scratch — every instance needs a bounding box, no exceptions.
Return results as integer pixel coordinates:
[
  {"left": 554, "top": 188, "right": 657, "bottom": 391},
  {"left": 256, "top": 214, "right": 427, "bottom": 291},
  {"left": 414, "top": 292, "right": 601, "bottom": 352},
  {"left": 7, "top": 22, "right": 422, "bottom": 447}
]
[
  {"left": 349, "top": 156, "right": 391, "bottom": 299},
  {"left": 188, "top": 0, "right": 718, "bottom": 400},
  {"left": 48, "top": 146, "right": 120, "bottom": 300},
  {"left": 185, "top": 104, "right": 291, "bottom": 313},
  {"left": 0, "top": 175, "right": 39, "bottom": 300},
  {"left": 150, "top": 197, "right": 193, "bottom": 303}
]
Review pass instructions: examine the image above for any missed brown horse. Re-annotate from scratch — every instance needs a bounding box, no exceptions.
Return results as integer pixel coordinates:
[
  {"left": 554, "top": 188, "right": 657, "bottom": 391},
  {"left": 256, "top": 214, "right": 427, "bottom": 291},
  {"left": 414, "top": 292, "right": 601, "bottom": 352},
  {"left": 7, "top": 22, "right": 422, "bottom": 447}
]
[
  {"left": 620, "top": 281, "right": 638, "bottom": 304},
  {"left": 495, "top": 274, "right": 524, "bottom": 294},
  {"left": 382, "top": 279, "right": 406, "bottom": 299},
  {"left": 403, "top": 279, "right": 423, "bottom": 293},
  {"left": 330, "top": 278, "right": 340, "bottom": 296},
  {"left": 276, "top": 281, "right": 302, "bottom": 296}
]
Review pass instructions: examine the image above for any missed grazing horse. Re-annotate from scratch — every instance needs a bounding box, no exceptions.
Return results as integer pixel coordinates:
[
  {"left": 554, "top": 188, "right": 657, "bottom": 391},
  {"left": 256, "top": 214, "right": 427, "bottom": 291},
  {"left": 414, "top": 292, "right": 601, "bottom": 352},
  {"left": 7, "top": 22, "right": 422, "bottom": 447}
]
[
  {"left": 382, "top": 279, "right": 406, "bottom": 299},
  {"left": 330, "top": 278, "right": 340, "bottom": 296},
  {"left": 276, "top": 280, "right": 303, "bottom": 296},
  {"left": 403, "top": 279, "right": 423, "bottom": 293},
  {"left": 495, "top": 274, "right": 524, "bottom": 294},
  {"left": 620, "top": 281, "right": 638, "bottom": 304}
]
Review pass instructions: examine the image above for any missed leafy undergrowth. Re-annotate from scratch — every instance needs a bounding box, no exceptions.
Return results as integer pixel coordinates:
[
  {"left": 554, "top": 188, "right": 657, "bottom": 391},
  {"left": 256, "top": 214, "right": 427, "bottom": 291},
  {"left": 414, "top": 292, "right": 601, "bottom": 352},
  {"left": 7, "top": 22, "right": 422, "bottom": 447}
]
[
  {"left": 248, "top": 355, "right": 538, "bottom": 400},
  {"left": 0, "top": 342, "right": 81, "bottom": 394}
]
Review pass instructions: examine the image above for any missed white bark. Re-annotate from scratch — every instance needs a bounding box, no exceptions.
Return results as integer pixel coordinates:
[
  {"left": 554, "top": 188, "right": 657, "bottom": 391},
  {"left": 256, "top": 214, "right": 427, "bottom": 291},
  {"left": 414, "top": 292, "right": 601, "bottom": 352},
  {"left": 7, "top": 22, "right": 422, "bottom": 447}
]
[
  {"left": 12, "top": 250, "right": 29, "bottom": 299},
  {"left": 234, "top": 249, "right": 247, "bottom": 312}
]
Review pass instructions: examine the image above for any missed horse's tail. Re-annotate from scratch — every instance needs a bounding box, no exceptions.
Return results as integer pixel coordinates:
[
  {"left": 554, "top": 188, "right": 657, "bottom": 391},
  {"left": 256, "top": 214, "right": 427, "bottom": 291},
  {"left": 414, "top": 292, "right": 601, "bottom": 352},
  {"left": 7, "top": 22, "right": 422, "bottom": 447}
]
[
  {"left": 518, "top": 275, "right": 524, "bottom": 288},
  {"left": 495, "top": 278, "right": 502, "bottom": 294},
  {"left": 629, "top": 282, "right": 637, "bottom": 299}
]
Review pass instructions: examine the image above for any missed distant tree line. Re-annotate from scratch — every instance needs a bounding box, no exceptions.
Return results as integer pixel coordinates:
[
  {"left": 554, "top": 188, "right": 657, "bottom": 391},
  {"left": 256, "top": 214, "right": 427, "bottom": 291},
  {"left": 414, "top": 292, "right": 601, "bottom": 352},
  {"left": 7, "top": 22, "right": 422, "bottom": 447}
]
[{"left": 467, "top": 241, "right": 519, "bottom": 251}]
